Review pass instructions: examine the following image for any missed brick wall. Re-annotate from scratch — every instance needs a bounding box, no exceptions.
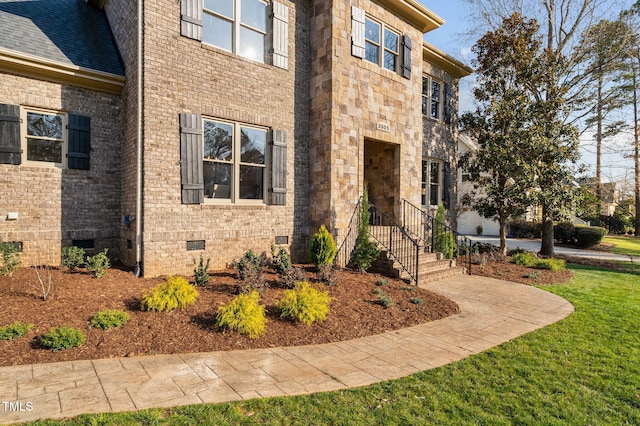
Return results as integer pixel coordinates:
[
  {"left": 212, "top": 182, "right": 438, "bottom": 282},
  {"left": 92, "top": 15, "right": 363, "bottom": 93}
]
[
  {"left": 132, "top": 0, "right": 311, "bottom": 276},
  {"left": 0, "top": 73, "right": 122, "bottom": 266}
]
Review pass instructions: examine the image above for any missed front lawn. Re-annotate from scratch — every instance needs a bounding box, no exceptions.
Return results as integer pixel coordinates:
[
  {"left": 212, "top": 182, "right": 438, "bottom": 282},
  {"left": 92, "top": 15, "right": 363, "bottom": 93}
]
[
  {"left": 603, "top": 235, "right": 640, "bottom": 257},
  {"left": 21, "top": 263, "right": 640, "bottom": 425}
]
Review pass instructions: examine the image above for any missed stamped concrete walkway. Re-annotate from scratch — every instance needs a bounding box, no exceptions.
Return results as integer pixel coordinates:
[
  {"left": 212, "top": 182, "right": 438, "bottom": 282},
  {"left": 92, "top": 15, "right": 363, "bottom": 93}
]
[{"left": 0, "top": 276, "right": 574, "bottom": 425}]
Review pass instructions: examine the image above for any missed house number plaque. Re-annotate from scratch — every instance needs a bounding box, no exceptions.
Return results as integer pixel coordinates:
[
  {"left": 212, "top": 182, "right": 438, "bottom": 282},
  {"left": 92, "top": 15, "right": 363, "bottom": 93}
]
[{"left": 376, "top": 122, "right": 390, "bottom": 132}]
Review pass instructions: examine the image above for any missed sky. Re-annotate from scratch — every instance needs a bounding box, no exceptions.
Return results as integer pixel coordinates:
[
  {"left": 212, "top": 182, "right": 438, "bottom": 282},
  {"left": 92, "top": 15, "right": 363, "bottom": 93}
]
[{"left": 418, "top": 0, "right": 639, "bottom": 188}]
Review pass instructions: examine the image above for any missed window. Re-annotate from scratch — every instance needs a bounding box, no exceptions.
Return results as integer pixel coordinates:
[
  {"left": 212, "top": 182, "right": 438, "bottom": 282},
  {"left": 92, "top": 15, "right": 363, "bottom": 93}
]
[
  {"left": 21, "top": 108, "right": 67, "bottom": 167},
  {"left": 364, "top": 17, "right": 399, "bottom": 72},
  {"left": 202, "top": 0, "right": 267, "bottom": 63},
  {"left": 203, "top": 119, "right": 266, "bottom": 202},
  {"left": 422, "top": 76, "right": 443, "bottom": 120},
  {"left": 422, "top": 159, "right": 442, "bottom": 207}
]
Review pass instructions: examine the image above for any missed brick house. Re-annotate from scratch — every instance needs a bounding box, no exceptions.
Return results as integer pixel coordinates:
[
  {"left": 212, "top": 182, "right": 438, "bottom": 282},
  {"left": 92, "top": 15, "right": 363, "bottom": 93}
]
[{"left": 0, "top": 0, "right": 471, "bottom": 277}]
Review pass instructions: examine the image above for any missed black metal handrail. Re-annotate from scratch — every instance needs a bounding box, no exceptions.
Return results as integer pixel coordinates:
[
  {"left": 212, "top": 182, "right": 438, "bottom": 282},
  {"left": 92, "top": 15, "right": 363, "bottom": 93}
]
[
  {"left": 401, "top": 199, "right": 472, "bottom": 275},
  {"left": 369, "top": 204, "right": 420, "bottom": 285},
  {"left": 335, "top": 197, "right": 362, "bottom": 268}
]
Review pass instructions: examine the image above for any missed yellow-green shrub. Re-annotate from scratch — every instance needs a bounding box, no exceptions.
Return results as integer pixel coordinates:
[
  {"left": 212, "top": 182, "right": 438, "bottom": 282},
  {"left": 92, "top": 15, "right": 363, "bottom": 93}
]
[
  {"left": 535, "top": 258, "right": 566, "bottom": 271},
  {"left": 278, "top": 281, "right": 331, "bottom": 325},
  {"left": 215, "top": 291, "right": 267, "bottom": 339},
  {"left": 140, "top": 276, "right": 199, "bottom": 312}
]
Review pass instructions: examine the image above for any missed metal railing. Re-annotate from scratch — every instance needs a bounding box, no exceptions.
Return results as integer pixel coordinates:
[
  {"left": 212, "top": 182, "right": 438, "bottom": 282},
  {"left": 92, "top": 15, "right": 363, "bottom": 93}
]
[
  {"left": 401, "top": 199, "right": 473, "bottom": 275},
  {"left": 335, "top": 198, "right": 421, "bottom": 284}
]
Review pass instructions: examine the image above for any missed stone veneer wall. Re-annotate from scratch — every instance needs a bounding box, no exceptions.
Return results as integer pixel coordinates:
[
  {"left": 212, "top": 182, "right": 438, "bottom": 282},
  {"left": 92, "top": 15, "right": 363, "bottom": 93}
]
[
  {"left": 134, "top": 0, "right": 311, "bottom": 276},
  {"left": 0, "top": 74, "right": 122, "bottom": 265},
  {"left": 309, "top": 0, "right": 424, "bottom": 243}
]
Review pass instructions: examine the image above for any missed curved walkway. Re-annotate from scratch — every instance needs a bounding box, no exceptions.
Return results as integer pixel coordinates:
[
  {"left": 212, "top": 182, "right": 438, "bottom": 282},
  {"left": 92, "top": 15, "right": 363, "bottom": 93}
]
[{"left": 0, "top": 276, "right": 574, "bottom": 425}]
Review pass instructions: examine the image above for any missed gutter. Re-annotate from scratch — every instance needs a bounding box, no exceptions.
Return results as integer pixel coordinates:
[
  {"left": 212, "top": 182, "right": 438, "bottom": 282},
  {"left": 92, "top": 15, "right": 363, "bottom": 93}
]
[{"left": 134, "top": 0, "right": 144, "bottom": 277}]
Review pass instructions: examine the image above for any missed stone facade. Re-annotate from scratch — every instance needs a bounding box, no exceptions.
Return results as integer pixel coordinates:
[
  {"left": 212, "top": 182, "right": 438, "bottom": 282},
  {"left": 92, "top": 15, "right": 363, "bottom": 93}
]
[{"left": 1, "top": 0, "right": 470, "bottom": 277}]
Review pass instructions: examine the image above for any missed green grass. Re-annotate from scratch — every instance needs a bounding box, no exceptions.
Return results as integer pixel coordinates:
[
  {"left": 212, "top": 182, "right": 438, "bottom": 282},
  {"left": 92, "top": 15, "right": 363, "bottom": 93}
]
[
  {"left": 21, "top": 264, "right": 640, "bottom": 425},
  {"left": 603, "top": 235, "right": 640, "bottom": 256}
]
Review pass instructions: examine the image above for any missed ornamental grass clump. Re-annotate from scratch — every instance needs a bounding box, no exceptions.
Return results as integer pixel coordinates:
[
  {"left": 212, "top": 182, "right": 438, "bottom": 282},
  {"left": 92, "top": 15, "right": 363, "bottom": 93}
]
[
  {"left": 0, "top": 322, "right": 33, "bottom": 340},
  {"left": 215, "top": 291, "right": 267, "bottom": 339},
  {"left": 140, "top": 276, "right": 199, "bottom": 312},
  {"left": 278, "top": 281, "right": 331, "bottom": 326},
  {"left": 40, "top": 326, "right": 85, "bottom": 351},
  {"left": 308, "top": 225, "right": 337, "bottom": 268},
  {"left": 90, "top": 309, "right": 130, "bottom": 329}
]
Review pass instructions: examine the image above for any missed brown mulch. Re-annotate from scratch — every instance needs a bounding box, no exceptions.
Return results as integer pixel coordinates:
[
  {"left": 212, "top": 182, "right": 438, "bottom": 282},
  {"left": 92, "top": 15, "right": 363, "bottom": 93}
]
[
  {"left": 0, "top": 265, "right": 460, "bottom": 367},
  {"left": 470, "top": 255, "right": 574, "bottom": 286}
]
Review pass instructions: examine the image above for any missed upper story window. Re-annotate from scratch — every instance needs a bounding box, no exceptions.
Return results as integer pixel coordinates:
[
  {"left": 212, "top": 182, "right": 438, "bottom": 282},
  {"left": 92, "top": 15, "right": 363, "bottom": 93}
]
[
  {"left": 364, "top": 17, "right": 399, "bottom": 72},
  {"left": 203, "top": 119, "right": 267, "bottom": 202},
  {"left": 422, "top": 76, "right": 443, "bottom": 120},
  {"left": 202, "top": 0, "right": 267, "bottom": 63}
]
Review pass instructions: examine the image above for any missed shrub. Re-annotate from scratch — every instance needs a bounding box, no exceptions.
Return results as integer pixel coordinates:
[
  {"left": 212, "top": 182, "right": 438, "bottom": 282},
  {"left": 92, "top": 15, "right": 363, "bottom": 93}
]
[
  {"left": 270, "top": 244, "right": 291, "bottom": 275},
  {"left": 0, "top": 322, "right": 33, "bottom": 340},
  {"left": 0, "top": 238, "right": 20, "bottom": 277},
  {"left": 376, "top": 277, "right": 389, "bottom": 286},
  {"left": 40, "top": 326, "right": 85, "bottom": 351},
  {"left": 554, "top": 222, "right": 576, "bottom": 244},
  {"left": 141, "top": 276, "right": 199, "bottom": 312},
  {"left": 281, "top": 266, "right": 306, "bottom": 289},
  {"left": 349, "top": 188, "right": 380, "bottom": 271},
  {"left": 575, "top": 226, "right": 607, "bottom": 248},
  {"left": 410, "top": 297, "right": 424, "bottom": 305},
  {"left": 316, "top": 263, "right": 338, "bottom": 286},
  {"left": 236, "top": 250, "right": 264, "bottom": 280},
  {"left": 512, "top": 252, "right": 537, "bottom": 267},
  {"left": 62, "top": 246, "right": 85, "bottom": 271},
  {"left": 236, "top": 266, "right": 268, "bottom": 294},
  {"left": 508, "top": 221, "right": 542, "bottom": 239},
  {"left": 524, "top": 271, "right": 540, "bottom": 279},
  {"left": 278, "top": 281, "right": 332, "bottom": 325},
  {"left": 90, "top": 309, "right": 130, "bottom": 329},
  {"left": 86, "top": 249, "right": 110, "bottom": 278},
  {"left": 535, "top": 258, "right": 566, "bottom": 272},
  {"left": 216, "top": 291, "right": 267, "bottom": 339},
  {"left": 374, "top": 288, "right": 393, "bottom": 308},
  {"left": 433, "top": 205, "right": 455, "bottom": 259},
  {"left": 193, "top": 255, "right": 211, "bottom": 286},
  {"left": 308, "top": 225, "right": 337, "bottom": 268}
]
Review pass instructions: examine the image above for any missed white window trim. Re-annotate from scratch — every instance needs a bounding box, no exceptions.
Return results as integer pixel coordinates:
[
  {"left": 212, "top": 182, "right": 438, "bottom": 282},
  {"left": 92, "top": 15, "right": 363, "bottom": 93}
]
[
  {"left": 202, "top": 117, "right": 268, "bottom": 205},
  {"left": 202, "top": 0, "right": 267, "bottom": 63},
  {"left": 364, "top": 16, "right": 400, "bottom": 73},
  {"left": 422, "top": 158, "right": 443, "bottom": 208},
  {"left": 20, "top": 107, "right": 68, "bottom": 169}
]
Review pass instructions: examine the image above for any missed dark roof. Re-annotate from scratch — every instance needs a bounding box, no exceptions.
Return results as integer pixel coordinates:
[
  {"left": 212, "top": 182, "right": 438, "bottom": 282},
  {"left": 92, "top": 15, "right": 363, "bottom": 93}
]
[{"left": 0, "top": 0, "right": 123, "bottom": 76}]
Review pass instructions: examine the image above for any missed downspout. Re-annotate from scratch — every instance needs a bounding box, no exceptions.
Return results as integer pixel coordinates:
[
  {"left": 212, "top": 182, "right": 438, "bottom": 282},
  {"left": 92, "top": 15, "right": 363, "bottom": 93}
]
[{"left": 134, "top": 0, "right": 144, "bottom": 277}]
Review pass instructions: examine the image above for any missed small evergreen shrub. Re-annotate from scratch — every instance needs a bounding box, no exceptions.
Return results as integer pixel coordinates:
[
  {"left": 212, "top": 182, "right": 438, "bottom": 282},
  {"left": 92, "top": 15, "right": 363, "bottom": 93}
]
[
  {"left": 281, "top": 266, "right": 306, "bottom": 289},
  {"left": 0, "top": 238, "right": 20, "bottom": 277},
  {"left": 193, "top": 255, "right": 211, "bottom": 286},
  {"left": 349, "top": 188, "right": 380, "bottom": 271},
  {"left": 308, "top": 225, "right": 337, "bottom": 268},
  {"left": 400, "top": 285, "right": 416, "bottom": 291},
  {"left": 216, "top": 291, "right": 267, "bottom": 339},
  {"left": 141, "top": 276, "right": 199, "bottom": 312},
  {"left": 524, "top": 271, "right": 540, "bottom": 279},
  {"left": 0, "top": 322, "right": 33, "bottom": 340},
  {"left": 40, "top": 326, "right": 86, "bottom": 351},
  {"left": 316, "top": 263, "right": 338, "bottom": 286},
  {"left": 236, "top": 266, "right": 268, "bottom": 294},
  {"left": 535, "top": 258, "right": 566, "bottom": 272},
  {"left": 376, "top": 277, "right": 389, "bottom": 286},
  {"left": 86, "top": 249, "right": 110, "bottom": 278},
  {"left": 575, "top": 226, "right": 607, "bottom": 248},
  {"left": 62, "top": 246, "right": 85, "bottom": 271},
  {"left": 374, "top": 288, "right": 393, "bottom": 308},
  {"left": 508, "top": 221, "right": 542, "bottom": 239},
  {"left": 554, "top": 222, "right": 576, "bottom": 244},
  {"left": 270, "top": 244, "right": 291, "bottom": 275},
  {"left": 236, "top": 250, "right": 264, "bottom": 280},
  {"left": 512, "top": 252, "right": 537, "bottom": 267},
  {"left": 410, "top": 297, "right": 424, "bottom": 305},
  {"left": 278, "top": 281, "right": 332, "bottom": 325},
  {"left": 433, "top": 205, "right": 455, "bottom": 259},
  {"left": 90, "top": 309, "right": 130, "bottom": 329}
]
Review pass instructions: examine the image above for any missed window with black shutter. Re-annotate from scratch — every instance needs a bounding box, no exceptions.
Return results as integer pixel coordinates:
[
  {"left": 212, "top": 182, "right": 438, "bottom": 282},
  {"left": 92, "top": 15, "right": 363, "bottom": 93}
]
[
  {"left": 269, "top": 129, "right": 287, "bottom": 206},
  {"left": 180, "top": 113, "right": 205, "bottom": 204},
  {"left": 0, "top": 104, "right": 21, "bottom": 165}
]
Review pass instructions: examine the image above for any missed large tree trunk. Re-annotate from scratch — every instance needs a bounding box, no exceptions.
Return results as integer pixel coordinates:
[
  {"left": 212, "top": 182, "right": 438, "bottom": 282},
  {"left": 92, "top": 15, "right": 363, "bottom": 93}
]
[{"left": 540, "top": 206, "right": 555, "bottom": 256}]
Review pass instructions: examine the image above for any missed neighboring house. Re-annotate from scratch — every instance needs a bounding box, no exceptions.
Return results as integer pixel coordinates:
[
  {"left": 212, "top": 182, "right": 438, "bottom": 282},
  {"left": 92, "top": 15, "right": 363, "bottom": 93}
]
[{"left": 0, "top": 0, "right": 471, "bottom": 277}]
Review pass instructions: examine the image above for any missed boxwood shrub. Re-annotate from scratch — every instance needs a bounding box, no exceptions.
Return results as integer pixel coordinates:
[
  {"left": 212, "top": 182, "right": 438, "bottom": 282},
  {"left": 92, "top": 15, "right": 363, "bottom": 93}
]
[{"left": 575, "top": 226, "right": 607, "bottom": 248}]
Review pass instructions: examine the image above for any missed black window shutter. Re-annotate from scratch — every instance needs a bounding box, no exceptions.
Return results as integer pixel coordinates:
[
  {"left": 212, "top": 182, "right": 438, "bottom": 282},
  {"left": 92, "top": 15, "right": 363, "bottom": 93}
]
[
  {"left": 269, "top": 129, "right": 287, "bottom": 206},
  {"left": 443, "top": 161, "right": 451, "bottom": 209},
  {"left": 68, "top": 114, "right": 91, "bottom": 170},
  {"left": 444, "top": 82, "right": 454, "bottom": 124},
  {"left": 402, "top": 35, "right": 412, "bottom": 79},
  {"left": 181, "top": 0, "right": 203, "bottom": 41},
  {"left": 0, "top": 104, "right": 21, "bottom": 165},
  {"left": 180, "top": 113, "right": 204, "bottom": 204}
]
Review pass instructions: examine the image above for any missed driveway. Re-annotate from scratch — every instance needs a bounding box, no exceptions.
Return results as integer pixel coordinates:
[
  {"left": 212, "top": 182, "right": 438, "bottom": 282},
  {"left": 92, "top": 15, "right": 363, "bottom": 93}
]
[{"left": 466, "top": 236, "right": 640, "bottom": 263}]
